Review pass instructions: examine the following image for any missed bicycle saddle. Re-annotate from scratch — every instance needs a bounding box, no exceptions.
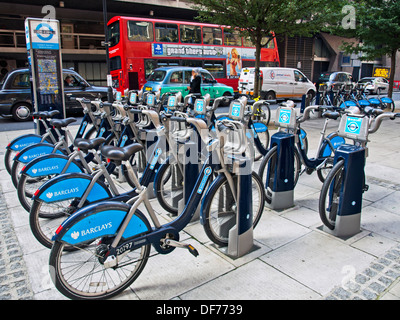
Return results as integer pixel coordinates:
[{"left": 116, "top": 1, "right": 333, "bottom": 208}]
[
  {"left": 32, "top": 110, "right": 60, "bottom": 119},
  {"left": 100, "top": 143, "right": 143, "bottom": 161},
  {"left": 73, "top": 137, "right": 106, "bottom": 151},
  {"left": 50, "top": 117, "right": 77, "bottom": 128},
  {"left": 322, "top": 111, "right": 340, "bottom": 120}
]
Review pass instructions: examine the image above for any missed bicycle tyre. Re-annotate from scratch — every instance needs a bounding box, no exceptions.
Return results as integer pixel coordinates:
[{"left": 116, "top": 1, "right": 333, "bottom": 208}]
[
  {"left": 258, "top": 145, "right": 301, "bottom": 202},
  {"left": 202, "top": 171, "right": 265, "bottom": 247},
  {"left": 154, "top": 161, "right": 183, "bottom": 215},
  {"left": 318, "top": 159, "right": 345, "bottom": 230},
  {"left": 49, "top": 233, "right": 150, "bottom": 300},
  {"left": 18, "top": 173, "right": 56, "bottom": 213},
  {"left": 4, "top": 148, "right": 18, "bottom": 175},
  {"left": 30, "top": 199, "right": 76, "bottom": 249}
]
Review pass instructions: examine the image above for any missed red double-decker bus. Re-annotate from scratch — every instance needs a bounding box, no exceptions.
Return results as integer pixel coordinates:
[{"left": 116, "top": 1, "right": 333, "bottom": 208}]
[{"left": 107, "top": 16, "right": 280, "bottom": 93}]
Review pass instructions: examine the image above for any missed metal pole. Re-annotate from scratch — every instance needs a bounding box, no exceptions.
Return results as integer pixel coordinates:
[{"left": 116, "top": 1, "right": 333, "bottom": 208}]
[{"left": 103, "top": 0, "right": 113, "bottom": 102}]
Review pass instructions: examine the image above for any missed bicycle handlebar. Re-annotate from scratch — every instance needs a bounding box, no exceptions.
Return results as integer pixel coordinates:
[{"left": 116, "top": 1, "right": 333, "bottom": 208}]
[{"left": 369, "top": 112, "right": 400, "bottom": 134}]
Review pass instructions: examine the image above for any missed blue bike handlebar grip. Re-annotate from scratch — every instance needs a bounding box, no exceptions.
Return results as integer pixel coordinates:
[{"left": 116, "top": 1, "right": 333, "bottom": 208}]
[{"left": 170, "top": 116, "right": 186, "bottom": 123}]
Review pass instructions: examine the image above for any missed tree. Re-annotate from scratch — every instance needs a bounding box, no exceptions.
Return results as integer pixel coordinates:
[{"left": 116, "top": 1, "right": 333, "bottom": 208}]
[
  {"left": 338, "top": 0, "right": 400, "bottom": 98},
  {"left": 190, "top": 0, "right": 342, "bottom": 97}
]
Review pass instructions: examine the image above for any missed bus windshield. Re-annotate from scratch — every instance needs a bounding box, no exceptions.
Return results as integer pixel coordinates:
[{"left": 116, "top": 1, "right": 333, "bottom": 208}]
[{"left": 108, "top": 21, "right": 120, "bottom": 47}]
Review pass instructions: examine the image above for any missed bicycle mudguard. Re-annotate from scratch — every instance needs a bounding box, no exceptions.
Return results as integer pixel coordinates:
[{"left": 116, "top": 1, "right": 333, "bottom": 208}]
[
  {"left": 252, "top": 122, "right": 268, "bottom": 133},
  {"left": 369, "top": 98, "right": 381, "bottom": 105},
  {"left": 358, "top": 99, "right": 370, "bottom": 107},
  {"left": 381, "top": 97, "right": 393, "bottom": 104},
  {"left": 319, "top": 133, "right": 346, "bottom": 158},
  {"left": 199, "top": 173, "right": 225, "bottom": 226},
  {"left": 340, "top": 101, "right": 357, "bottom": 108},
  {"left": 6, "top": 134, "right": 43, "bottom": 151},
  {"left": 22, "top": 154, "right": 83, "bottom": 178},
  {"left": 33, "top": 172, "right": 112, "bottom": 203},
  {"left": 13, "top": 143, "right": 63, "bottom": 164},
  {"left": 53, "top": 202, "right": 151, "bottom": 245}
]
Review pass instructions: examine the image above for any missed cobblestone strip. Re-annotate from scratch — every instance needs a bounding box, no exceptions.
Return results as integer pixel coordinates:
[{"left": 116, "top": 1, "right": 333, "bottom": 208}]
[
  {"left": 0, "top": 184, "right": 34, "bottom": 300},
  {"left": 324, "top": 245, "right": 400, "bottom": 300}
]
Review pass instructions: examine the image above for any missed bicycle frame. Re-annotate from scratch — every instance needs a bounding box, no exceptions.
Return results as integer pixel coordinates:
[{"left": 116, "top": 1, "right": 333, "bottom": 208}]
[{"left": 52, "top": 137, "right": 220, "bottom": 256}]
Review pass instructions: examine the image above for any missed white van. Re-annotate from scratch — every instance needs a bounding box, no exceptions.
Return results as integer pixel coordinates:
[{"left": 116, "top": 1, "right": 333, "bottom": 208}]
[{"left": 238, "top": 67, "right": 316, "bottom": 100}]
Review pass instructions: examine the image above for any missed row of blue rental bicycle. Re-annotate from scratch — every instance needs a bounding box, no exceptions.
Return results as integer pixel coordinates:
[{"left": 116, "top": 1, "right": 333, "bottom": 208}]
[
  {"left": 4, "top": 86, "right": 399, "bottom": 299},
  {"left": 315, "top": 81, "right": 395, "bottom": 112}
]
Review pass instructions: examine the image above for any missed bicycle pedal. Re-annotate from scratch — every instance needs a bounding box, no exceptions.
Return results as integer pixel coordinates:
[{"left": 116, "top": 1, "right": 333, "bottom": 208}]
[
  {"left": 187, "top": 244, "right": 199, "bottom": 257},
  {"left": 164, "top": 239, "right": 199, "bottom": 257}
]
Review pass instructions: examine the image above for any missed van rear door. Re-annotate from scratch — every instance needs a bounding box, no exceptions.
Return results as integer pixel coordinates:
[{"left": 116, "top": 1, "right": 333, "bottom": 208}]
[
  {"left": 293, "top": 70, "right": 308, "bottom": 98},
  {"left": 238, "top": 68, "right": 253, "bottom": 94}
]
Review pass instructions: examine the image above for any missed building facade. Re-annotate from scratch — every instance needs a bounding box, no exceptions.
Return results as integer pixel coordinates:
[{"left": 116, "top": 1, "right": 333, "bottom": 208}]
[{"left": 0, "top": 0, "right": 396, "bottom": 87}]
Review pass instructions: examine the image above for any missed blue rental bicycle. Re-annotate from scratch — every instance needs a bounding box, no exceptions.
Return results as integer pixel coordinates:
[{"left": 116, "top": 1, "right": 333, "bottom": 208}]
[
  {"left": 48, "top": 106, "right": 264, "bottom": 299},
  {"left": 258, "top": 101, "right": 346, "bottom": 203},
  {"left": 319, "top": 108, "right": 400, "bottom": 230},
  {"left": 28, "top": 105, "right": 165, "bottom": 249}
]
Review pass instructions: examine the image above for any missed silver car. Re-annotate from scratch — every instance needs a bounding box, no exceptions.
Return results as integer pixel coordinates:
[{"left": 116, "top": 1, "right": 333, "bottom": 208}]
[{"left": 358, "top": 77, "right": 389, "bottom": 94}]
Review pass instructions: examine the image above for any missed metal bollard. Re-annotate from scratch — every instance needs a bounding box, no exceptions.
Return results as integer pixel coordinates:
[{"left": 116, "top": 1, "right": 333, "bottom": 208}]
[
  {"left": 265, "top": 132, "right": 295, "bottom": 210},
  {"left": 323, "top": 144, "right": 365, "bottom": 238}
]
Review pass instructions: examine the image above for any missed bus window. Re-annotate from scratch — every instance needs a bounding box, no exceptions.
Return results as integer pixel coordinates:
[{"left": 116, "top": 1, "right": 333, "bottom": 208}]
[
  {"left": 262, "top": 36, "right": 275, "bottom": 48},
  {"left": 144, "top": 60, "right": 157, "bottom": 79},
  {"left": 224, "top": 28, "right": 241, "bottom": 46},
  {"left": 155, "top": 23, "right": 178, "bottom": 43},
  {"left": 181, "top": 60, "right": 202, "bottom": 68},
  {"left": 156, "top": 59, "right": 179, "bottom": 67},
  {"left": 243, "top": 36, "right": 253, "bottom": 47},
  {"left": 110, "top": 56, "right": 121, "bottom": 71},
  {"left": 202, "top": 27, "right": 222, "bottom": 45},
  {"left": 180, "top": 25, "right": 201, "bottom": 44},
  {"left": 204, "top": 61, "right": 225, "bottom": 78},
  {"left": 108, "top": 21, "right": 120, "bottom": 47},
  {"left": 127, "top": 21, "right": 154, "bottom": 42}
]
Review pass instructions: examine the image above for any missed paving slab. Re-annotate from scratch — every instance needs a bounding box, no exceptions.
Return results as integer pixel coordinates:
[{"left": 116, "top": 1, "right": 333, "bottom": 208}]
[{"left": 259, "top": 231, "right": 377, "bottom": 296}]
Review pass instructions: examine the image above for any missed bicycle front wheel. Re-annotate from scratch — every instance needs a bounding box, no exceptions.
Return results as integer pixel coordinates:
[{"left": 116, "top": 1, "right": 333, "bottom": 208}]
[
  {"left": 49, "top": 237, "right": 150, "bottom": 300},
  {"left": 202, "top": 171, "right": 265, "bottom": 247},
  {"left": 318, "top": 159, "right": 345, "bottom": 230}
]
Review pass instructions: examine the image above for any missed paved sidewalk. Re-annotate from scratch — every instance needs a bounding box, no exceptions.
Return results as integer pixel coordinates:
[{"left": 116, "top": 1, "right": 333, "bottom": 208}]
[{"left": 1, "top": 103, "right": 400, "bottom": 300}]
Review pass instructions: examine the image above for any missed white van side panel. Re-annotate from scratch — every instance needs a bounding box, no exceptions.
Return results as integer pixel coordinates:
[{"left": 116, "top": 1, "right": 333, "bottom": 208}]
[
  {"left": 238, "top": 67, "right": 316, "bottom": 99},
  {"left": 261, "top": 68, "right": 294, "bottom": 98}
]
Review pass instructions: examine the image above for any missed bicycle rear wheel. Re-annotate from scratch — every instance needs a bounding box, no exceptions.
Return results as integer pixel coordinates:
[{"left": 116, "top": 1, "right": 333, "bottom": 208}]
[
  {"left": 49, "top": 237, "right": 150, "bottom": 300},
  {"left": 154, "top": 161, "right": 183, "bottom": 215},
  {"left": 318, "top": 159, "right": 345, "bottom": 230}
]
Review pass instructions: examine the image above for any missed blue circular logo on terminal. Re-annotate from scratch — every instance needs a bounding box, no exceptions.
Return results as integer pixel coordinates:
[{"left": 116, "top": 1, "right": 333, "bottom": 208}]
[{"left": 35, "top": 23, "right": 55, "bottom": 41}]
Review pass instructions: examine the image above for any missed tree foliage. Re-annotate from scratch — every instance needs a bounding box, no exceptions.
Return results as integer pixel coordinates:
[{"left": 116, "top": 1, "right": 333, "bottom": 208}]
[
  {"left": 335, "top": 0, "right": 400, "bottom": 97},
  {"left": 190, "top": 0, "right": 343, "bottom": 97}
]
